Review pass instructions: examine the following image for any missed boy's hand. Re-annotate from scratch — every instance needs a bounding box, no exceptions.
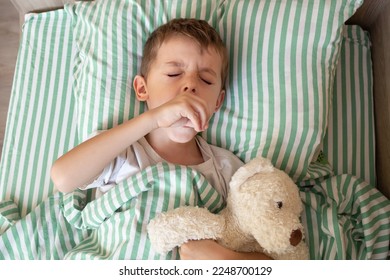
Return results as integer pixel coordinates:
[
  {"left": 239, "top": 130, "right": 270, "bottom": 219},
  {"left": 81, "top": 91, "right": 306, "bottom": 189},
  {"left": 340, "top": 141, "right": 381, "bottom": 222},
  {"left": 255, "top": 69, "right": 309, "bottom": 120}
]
[
  {"left": 179, "top": 240, "right": 274, "bottom": 260},
  {"left": 150, "top": 93, "right": 211, "bottom": 132},
  {"left": 179, "top": 240, "right": 230, "bottom": 260}
]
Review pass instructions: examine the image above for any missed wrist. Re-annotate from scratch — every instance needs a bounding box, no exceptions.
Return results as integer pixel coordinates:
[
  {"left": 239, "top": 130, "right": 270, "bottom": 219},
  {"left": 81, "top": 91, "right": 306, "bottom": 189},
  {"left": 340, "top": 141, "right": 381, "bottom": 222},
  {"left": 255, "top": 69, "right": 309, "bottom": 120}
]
[{"left": 141, "top": 109, "right": 159, "bottom": 131}]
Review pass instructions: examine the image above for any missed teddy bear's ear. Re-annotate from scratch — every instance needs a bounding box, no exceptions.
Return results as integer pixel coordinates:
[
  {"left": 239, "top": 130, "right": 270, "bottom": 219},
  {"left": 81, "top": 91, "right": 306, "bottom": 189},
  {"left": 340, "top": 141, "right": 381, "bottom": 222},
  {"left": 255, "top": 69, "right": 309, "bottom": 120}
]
[{"left": 230, "top": 156, "right": 274, "bottom": 189}]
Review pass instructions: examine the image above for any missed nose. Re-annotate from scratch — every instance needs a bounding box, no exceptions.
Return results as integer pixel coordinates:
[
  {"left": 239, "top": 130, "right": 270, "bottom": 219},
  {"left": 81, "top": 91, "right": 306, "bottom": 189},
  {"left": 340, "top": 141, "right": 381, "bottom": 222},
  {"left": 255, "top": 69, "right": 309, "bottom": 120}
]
[
  {"left": 289, "top": 229, "right": 302, "bottom": 246},
  {"left": 183, "top": 75, "right": 197, "bottom": 94},
  {"left": 184, "top": 86, "right": 196, "bottom": 93}
]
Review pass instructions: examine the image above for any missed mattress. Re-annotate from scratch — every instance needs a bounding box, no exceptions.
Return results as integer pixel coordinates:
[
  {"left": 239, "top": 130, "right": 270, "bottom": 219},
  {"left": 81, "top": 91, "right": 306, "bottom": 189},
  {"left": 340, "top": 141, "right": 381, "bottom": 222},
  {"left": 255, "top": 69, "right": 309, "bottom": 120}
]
[{"left": 0, "top": 4, "right": 389, "bottom": 260}]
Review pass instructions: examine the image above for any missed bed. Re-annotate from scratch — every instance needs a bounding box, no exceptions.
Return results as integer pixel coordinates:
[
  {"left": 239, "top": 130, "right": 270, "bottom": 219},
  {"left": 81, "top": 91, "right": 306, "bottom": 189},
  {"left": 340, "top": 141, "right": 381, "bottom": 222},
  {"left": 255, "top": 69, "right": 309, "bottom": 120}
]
[{"left": 0, "top": 0, "right": 389, "bottom": 260}]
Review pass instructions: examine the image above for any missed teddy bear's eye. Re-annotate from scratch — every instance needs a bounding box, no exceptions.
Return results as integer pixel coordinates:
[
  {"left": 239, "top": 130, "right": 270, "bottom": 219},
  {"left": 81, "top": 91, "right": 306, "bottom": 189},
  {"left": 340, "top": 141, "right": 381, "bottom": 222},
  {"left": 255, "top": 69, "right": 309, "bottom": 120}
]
[{"left": 277, "top": 201, "right": 283, "bottom": 209}]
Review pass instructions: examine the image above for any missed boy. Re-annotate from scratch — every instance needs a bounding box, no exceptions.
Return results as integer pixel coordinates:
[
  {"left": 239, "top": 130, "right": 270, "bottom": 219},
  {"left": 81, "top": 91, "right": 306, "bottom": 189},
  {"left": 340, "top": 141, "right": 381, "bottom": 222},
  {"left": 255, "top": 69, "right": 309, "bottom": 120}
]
[{"left": 51, "top": 18, "right": 271, "bottom": 260}]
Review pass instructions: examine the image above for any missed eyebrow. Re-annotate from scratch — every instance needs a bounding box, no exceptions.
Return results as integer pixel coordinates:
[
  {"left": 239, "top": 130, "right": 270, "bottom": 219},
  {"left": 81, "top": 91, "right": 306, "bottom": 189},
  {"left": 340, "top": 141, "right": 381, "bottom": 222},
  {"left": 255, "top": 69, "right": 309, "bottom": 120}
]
[
  {"left": 199, "top": 67, "right": 217, "bottom": 77},
  {"left": 164, "top": 61, "right": 218, "bottom": 77},
  {"left": 165, "top": 61, "right": 184, "bottom": 67}
]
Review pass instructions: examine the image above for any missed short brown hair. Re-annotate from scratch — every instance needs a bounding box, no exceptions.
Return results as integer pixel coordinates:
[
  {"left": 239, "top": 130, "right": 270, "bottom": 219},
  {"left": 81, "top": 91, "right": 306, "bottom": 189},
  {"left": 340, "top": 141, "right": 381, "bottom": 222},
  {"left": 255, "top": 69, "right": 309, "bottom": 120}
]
[{"left": 140, "top": 18, "right": 229, "bottom": 89}]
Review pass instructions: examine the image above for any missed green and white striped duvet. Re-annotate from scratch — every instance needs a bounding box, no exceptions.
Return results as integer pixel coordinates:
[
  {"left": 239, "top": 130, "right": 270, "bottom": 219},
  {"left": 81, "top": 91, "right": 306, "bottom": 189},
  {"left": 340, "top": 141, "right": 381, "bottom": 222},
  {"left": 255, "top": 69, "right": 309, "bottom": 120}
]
[
  {"left": 0, "top": 2, "right": 389, "bottom": 260},
  {"left": 301, "top": 175, "right": 389, "bottom": 259},
  {"left": 0, "top": 163, "right": 223, "bottom": 259},
  {"left": 1, "top": 162, "right": 388, "bottom": 260}
]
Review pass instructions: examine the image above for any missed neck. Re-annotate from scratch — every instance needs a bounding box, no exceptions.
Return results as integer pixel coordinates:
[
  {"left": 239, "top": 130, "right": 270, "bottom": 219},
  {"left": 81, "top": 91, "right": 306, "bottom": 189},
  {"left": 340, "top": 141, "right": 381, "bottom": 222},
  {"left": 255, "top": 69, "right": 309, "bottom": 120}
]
[{"left": 145, "top": 130, "right": 204, "bottom": 165}]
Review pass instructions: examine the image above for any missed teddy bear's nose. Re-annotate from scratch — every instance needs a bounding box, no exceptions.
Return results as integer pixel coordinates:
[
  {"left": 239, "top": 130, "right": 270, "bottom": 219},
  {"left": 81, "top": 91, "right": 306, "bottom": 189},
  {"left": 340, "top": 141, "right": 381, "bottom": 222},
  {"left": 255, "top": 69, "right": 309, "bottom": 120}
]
[{"left": 289, "top": 229, "right": 302, "bottom": 246}]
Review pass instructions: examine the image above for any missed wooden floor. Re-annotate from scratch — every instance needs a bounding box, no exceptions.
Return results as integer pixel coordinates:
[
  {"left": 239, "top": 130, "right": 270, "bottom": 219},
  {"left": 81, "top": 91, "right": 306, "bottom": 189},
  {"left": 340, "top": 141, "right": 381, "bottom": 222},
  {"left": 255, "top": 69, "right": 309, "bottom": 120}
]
[{"left": 0, "top": 1, "right": 19, "bottom": 160}]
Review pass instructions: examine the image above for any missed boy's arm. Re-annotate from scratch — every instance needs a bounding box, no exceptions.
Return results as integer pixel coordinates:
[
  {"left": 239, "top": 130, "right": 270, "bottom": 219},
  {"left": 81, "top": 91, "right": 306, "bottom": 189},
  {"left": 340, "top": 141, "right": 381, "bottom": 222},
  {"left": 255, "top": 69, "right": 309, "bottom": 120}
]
[
  {"left": 179, "top": 240, "right": 274, "bottom": 260},
  {"left": 51, "top": 93, "right": 210, "bottom": 193},
  {"left": 50, "top": 111, "right": 157, "bottom": 193}
]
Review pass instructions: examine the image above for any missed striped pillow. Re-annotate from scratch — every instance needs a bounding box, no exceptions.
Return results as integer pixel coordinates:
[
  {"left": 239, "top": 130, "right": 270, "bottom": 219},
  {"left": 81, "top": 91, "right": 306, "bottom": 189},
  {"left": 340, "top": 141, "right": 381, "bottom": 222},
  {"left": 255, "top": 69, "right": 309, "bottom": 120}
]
[
  {"left": 67, "top": 0, "right": 363, "bottom": 181},
  {"left": 323, "top": 25, "right": 375, "bottom": 186}
]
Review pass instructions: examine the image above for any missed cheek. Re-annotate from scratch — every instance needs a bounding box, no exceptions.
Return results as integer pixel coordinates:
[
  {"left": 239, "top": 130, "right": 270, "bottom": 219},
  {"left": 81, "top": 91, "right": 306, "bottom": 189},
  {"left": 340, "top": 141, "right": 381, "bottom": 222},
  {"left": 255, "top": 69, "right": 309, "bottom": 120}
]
[
  {"left": 207, "top": 101, "right": 218, "bottom": 114},
  {"left": 147, "top": 85, "right": 178, "bottom": 108},
  {"left": 205, "top": 90, "right": 224, "bottom": 112}
]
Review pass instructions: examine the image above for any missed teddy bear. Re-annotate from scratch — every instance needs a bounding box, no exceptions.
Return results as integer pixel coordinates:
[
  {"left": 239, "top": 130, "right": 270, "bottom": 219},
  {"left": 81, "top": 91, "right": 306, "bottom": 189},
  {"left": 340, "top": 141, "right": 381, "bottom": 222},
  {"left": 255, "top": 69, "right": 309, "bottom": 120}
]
[{"left": 147, "top": 156, "right": 309, "bottom": 260}]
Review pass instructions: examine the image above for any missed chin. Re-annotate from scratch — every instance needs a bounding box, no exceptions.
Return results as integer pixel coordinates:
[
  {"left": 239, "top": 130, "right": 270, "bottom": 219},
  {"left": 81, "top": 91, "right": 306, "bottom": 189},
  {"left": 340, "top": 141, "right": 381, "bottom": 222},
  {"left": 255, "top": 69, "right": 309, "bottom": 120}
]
[{"left": 168, "top": 127, "right": 197, "bottom": 143}]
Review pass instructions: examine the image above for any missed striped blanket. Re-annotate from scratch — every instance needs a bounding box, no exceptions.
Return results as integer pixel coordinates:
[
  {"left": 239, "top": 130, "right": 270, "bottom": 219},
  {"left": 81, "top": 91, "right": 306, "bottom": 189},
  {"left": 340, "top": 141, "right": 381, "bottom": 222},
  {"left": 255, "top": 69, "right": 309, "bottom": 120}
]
[
  {"left": 1, "top": 163, "right": 389, "bottom": 260},
  {"left": 0, "top": 163, "right": 224, "bottom": 259}
]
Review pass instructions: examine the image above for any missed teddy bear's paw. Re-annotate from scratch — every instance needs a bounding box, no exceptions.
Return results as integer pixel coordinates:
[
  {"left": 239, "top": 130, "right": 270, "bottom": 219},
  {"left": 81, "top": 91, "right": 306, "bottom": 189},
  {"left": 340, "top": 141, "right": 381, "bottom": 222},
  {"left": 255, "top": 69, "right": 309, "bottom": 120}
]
[
  {"left": 147, "top": 218, "right": 187, "bottom": 255},
  {"left": 147, "top": 206, "right": 225, "bottom": 255}
]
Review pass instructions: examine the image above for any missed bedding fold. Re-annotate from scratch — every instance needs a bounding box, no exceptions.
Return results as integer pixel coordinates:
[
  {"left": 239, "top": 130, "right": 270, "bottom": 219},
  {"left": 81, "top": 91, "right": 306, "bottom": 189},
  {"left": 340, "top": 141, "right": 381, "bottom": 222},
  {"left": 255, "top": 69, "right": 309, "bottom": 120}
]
[
  {"left": 0, "top": 162, "right": 224, "bottom": 260},
  {"left": 0, "top": 201, "right": 20, "bottom": 234},
  {"left": 1, "top": 163, "right": 388, "bottom": 259},
  {"left": 300, "top": 174, "right": 390, "bottom": 260}
]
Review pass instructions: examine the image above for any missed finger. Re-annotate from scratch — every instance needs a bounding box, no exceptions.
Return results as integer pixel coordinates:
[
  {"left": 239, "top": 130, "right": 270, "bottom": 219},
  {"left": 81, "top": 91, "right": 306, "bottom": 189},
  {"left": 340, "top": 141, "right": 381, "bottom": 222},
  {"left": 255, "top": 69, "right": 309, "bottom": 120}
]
[
  {"left": 182, "top": 111, "right": 202, "bottom": 131},
  {"left": 195, "top": 107, "right": 209, "bottom": 131},
  {"left": 173, "top": 94, "right": 210, "bottom": 131},
  {"left": 185, "top": 99, "right": 209, "bottom": 131},
  {"left": 171, "top": 117, "right": 194, "bottom": 128}
]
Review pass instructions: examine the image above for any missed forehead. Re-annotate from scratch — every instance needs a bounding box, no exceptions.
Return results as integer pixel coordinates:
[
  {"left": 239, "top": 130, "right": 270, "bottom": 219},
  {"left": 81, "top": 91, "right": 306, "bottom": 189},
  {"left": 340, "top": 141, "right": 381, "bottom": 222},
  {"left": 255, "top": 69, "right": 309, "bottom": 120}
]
[{"left": 155, "top": 35, "right": 222, "bottom": 66}]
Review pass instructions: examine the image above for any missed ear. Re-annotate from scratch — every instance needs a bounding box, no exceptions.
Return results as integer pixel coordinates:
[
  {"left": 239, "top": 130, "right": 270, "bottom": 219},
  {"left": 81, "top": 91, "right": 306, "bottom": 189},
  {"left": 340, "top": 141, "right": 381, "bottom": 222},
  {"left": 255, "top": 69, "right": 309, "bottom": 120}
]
[
  {"left": 229, "top": 156, "right": 274, "bottom": 190},
  {"left": 133, "top": 75, "right": 148, "bottom": 101},
  {"left": 214, "top": 89, "right": 225, "bottom": 112},
  {"left": 250, "top": 156, "right": 274, "bottom": 173}
]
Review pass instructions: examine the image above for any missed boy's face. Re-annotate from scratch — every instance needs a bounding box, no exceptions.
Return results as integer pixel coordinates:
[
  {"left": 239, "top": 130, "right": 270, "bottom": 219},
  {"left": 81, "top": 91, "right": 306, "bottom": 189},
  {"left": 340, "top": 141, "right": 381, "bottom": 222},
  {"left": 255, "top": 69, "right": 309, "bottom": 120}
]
[{"left": 135, "top": 35, "right": 225, "bottom": 143}]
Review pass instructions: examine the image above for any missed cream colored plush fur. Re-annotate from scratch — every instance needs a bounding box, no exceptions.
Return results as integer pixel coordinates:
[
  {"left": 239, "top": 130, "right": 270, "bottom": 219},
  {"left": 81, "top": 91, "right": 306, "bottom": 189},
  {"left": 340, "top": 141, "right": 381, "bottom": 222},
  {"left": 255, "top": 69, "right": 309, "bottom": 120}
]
[{"left": 147, "top": 156, "right": 309, "bottom": 260}]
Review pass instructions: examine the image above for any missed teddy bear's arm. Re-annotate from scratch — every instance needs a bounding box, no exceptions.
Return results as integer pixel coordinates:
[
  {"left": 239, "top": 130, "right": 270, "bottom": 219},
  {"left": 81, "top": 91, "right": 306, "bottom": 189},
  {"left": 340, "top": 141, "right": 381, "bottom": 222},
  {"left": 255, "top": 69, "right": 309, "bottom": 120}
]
[{"left": 147, "top": 206, "right": 225, "bottom": 255}]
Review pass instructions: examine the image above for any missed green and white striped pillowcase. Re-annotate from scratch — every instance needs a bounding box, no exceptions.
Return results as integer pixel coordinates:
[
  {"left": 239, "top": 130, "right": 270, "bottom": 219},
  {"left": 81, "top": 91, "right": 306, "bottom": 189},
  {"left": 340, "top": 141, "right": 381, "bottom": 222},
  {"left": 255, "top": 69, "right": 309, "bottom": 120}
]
[
  {"left": 68, "top": 0, "right": 222, "bottom": 141},
  {"left": 323, "top": 25, "right": 376, "bottom": 186},
  {"left": 207, "top": 0, "right": 362, "bottom": 182},
  {"left": 0, "top": 10, "right": 78, "bottom": 217},
  {"left": 68, "top": 0, "right": 363, "bottom": 182}
]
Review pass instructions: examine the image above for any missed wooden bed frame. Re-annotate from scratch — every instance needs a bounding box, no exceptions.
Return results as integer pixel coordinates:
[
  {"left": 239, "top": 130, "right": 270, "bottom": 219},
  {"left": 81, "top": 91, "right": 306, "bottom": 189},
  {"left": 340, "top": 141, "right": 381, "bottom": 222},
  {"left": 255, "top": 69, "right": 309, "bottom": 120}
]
[
  {"left": 10, "top": 0, "right": 390, "bottom": 199},
  {"left": 347, "top": 0, "right": 390, "bottom": 199}
]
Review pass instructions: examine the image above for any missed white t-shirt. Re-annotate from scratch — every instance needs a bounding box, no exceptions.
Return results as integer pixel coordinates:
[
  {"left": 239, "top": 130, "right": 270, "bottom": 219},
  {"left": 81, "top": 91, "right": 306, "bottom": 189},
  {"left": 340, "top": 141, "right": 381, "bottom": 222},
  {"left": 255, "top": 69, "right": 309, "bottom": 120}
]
[{"left": 83, "top": 135, "right": 244, "bottom": 200}]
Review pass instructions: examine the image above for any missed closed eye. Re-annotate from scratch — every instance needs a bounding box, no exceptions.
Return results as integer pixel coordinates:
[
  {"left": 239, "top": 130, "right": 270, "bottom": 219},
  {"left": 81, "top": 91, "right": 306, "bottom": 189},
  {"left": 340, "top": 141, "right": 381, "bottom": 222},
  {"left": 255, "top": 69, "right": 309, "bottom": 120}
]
[
  {"left": 201, "top": 78, "right": 212, "bottom": 85},
  {"left": 167, "top": 74, "right": 180, "bottom": 77},
  {"left": 200, "top": 76, "right": 213, "bottom": 85}
]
